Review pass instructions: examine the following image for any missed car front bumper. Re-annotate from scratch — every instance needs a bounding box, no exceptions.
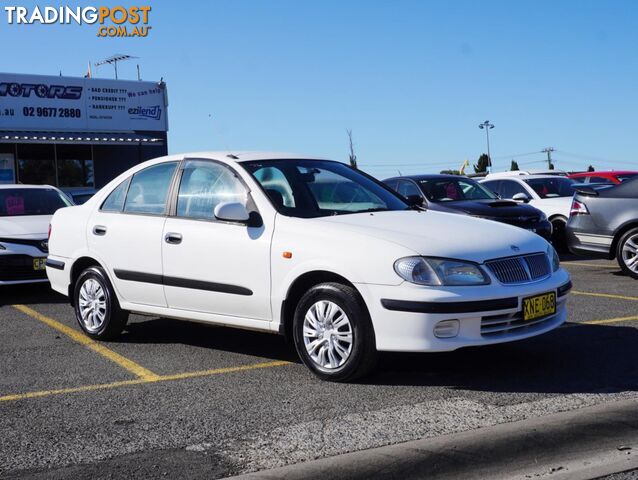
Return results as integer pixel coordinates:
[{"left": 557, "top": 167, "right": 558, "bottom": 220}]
[
  {"left": 0, "top": 243, "right": 49, "bottom": 285},
  {"left": 355, "top": 268, "right": 571, "bottom": 352}
]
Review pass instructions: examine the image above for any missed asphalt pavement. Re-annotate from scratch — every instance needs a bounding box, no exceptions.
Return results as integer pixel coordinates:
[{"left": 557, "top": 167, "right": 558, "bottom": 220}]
[{"left": 1, "top": 255, "right": 638, "bottom": 479}]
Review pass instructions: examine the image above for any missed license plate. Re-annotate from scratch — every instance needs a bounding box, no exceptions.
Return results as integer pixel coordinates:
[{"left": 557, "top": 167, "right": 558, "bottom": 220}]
[
  {"left": 523, "top": 292, "right": 556, "bottom": 321},
  {"left": 33, "top": 258, "right": 46, "bottom": 271}
]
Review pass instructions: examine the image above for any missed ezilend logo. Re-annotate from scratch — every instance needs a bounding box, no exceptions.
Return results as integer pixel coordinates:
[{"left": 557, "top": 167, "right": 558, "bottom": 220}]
[
  {"left": 0, "top": 82, "right": 82, "bottom": 100},
  {"left": 128, "top": 105, "right": 161, "bottom": 120}
]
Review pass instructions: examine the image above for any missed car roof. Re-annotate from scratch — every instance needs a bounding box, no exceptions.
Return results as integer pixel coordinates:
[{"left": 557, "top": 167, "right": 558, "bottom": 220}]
[
  {"left": 569, "top": 170, "right": 638, "bottom": 176},
  {"left": 0, "top": 184, "right": 58, "bottom": 190},
  {"left": 383, "top": 174, "right": 468, "bottom": 182},
  {"left": 174, "top": 151, "right": 333, "bottom": 163},
  {"left": 483, "top": 174, "right": 570, "bottom": 181}
]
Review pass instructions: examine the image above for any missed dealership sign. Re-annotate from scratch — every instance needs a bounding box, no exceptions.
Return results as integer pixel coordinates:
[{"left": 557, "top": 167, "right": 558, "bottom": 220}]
[{"left": 0, "top": 73, "right": 168, "bottom": 132}]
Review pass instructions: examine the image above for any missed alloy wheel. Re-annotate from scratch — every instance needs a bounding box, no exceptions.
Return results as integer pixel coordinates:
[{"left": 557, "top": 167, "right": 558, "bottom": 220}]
[
  {"left": 303, "top": 300, "right": 353, "bottom": 370},
  {"left": 78, "top": 278, "right": 108, "bottom": 333},
  {"left": 621, "top": 234, "right": 638, "bottom": 274}
]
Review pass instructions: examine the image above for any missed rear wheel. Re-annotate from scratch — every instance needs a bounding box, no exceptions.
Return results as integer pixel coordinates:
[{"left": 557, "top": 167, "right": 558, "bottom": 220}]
[
  {"left": 617, "top": 228, "right": 638, "bottom": 279},
  {"left": 292, "top": 282, "right": 377, "bottom": 382},
  {"left": 73, "top": 266, "right": 128, "bottom": 340}
]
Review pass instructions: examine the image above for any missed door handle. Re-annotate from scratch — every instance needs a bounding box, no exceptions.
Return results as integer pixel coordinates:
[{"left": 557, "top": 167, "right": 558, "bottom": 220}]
[
  {"left": 92, "top": 225, "right": 107, "bottom": 236},
  {"left": 164, "top": 232, "right": 183, "bottom": 244}
]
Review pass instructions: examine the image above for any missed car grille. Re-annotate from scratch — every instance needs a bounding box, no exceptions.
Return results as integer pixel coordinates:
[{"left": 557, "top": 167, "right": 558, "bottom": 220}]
[
  {"left": 0, "top": 237, "right": 48, "bottom": 253},
  {"left": 485, "top": 253, "right": 551, "bottom": 284},
  {"left": 0, "top": 254, "right": 47, "bottom": 281},
  {"left": 498, "top": 215, "right": 540, "bottom": 227},
  {"left": 481, "top": 310, "right": 556, "bottom": 337}
]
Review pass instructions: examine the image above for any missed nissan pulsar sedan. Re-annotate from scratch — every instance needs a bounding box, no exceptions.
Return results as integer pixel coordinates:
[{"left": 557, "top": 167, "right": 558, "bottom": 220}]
[{"left": 47, "top": 153, "right": 571, "bottom": 381}]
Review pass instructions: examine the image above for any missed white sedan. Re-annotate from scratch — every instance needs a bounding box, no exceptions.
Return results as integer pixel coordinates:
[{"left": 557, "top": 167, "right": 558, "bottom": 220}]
[
  {"left": 0, "top": 184, "right": 72, "bottom": 285},
  {"left": 480, "top": 173, "right": 576, "bottom": 247},
  {"left": 47, "top": 152, "right": 571, "bottom": 381}
]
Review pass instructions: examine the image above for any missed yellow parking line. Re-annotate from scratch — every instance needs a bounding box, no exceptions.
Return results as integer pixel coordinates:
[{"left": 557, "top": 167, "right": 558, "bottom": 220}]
[
  {"left": 563, "top": 262, "right": 617, "bottom": 269},
  {"left": 572, "top": 291, "right": 638, "bottom": 302},
  {"left": 583, "top": 315, "right": 638, "bottom": 325},
  {"left": 12, "top": 304, "right": 160, "bottom": 381},
  {"left": 0, "top": 360, "right": 290, "bottom": 403}
]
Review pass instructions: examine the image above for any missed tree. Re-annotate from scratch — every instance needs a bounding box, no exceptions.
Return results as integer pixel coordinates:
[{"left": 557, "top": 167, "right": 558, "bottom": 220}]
[
  {"left": 587, "top": 165, "right": 595, "bottom": 172},
  {"left": 347, "top": 129, "right": 357, "bottom": 169},
  {"left": 510, "top": 160, "right": 519, "bottom": 171},
  {"left": 440, "top": 169, "right": 461, "bottom": 175},
  {"left": 474, "top": 154, "right": 490, "bottom": 173}
]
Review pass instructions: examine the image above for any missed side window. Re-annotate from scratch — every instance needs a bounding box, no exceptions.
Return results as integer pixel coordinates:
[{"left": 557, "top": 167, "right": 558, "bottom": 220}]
[
  {"left": 176, "top": 160, "right": 247, "bottom": 220},
  {"left": 101, "top": 178, "right": 131, "bottom": 212},
  {"left": 397, "top": 180, "right": 422, "bottom": 198},
  {"left": 499, "top": 180, "right": 528, "bottom": 198},
  {"left": 481, "top": 180, "right": 501, "bottom": 196},
  {"left": 588, "top": 176, "right": 608, "bottom": 183},
  {"left": 123, "top": 162, "right": 178, "bottom": 215},
  {"left": 384, "top": 179, "right": 399, "bottom": 191}
]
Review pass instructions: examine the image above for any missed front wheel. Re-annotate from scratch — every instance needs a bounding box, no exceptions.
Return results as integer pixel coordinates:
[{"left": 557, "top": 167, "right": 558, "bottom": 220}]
[
  {"left": 617, "top": 228, "right": 638, "bottom": 279},
  {"left": 551, "top": 216, "right": 568, "bottom": 252},
  {"left": 292, "top": 282, "right": 377, "bottom": 382},
  {"left": 73, "top": 266, "right": 129, "bottom": 340}
]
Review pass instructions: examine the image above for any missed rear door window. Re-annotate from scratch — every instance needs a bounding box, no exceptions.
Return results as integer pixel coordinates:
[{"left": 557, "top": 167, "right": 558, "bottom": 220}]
[{"left": 123, "top": 162, "right": 178, "bottom": 215}]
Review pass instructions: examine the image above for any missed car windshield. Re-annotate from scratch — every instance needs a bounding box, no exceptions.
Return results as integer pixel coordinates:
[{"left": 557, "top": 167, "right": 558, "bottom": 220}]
[
  {"left": 524, "top": 177, "right": 575, "bottom": 198},
  {"left": 0, "top": 188, "right": 72, "bottom": 217},
  {"left": 417, "top": 178, "right": 498, "bottom": 202},
  {"left": 241, "top": 159, "right": 408, "bottom": 218},
  {"left": 617, "top": 173, "right": 638, "bottom": 182}
]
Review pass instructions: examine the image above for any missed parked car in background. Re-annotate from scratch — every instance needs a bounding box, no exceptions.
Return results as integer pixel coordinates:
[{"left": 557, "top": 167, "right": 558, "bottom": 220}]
[
  {"left": 568, "top": 170, "right": 638, "bottom": 185},
  {"left": 62, "top": 188, "right": 97, "bottom": 205},
  {"left": 567, "top": 178, "right": 638, "bottom": 278},
  {"left": 480, "top": 173, "right": 576, "bottom": 248},
  {"left": 46, "top": 152, "right": 570, "bottom": 382},
  {"left": 0, "top": 185, "right": 73, "bottom": 285},
  {"left": 383, "top": 174, "right": 552, "bottom": 240}
]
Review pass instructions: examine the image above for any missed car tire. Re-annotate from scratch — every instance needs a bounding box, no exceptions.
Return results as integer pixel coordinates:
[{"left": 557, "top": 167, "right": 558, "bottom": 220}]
[
  {"left": 292, "top": 282, "right": 377, "bottom": 382},
  {"left": 73, "top": 266, "right": 128, "bottom": 340},
  {"left": 616, "top": 228, "right": 638, "bottom": 279},
  {"left": 551, "top": 216, "right": 568, "bottom": 252}
]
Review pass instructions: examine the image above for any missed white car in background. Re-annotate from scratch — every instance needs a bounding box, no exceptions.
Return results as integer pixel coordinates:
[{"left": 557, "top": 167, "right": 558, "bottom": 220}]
[
  {"left": 46, "top": 152, "right": 571, "bottom": 381},
  {"left": 0, "top": 184, "right": 73, "bottom": 285},
  {"left": 480, "top": 172, "right": 576, "bottom": 248}
]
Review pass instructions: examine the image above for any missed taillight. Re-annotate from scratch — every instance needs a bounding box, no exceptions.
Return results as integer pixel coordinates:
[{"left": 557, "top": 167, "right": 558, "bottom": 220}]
[
  {"left": 570, "top": 199, "right": 589, "bottom": 216},
  {"left": 48, "top": 223, "right": 52, "bottom": 240}
]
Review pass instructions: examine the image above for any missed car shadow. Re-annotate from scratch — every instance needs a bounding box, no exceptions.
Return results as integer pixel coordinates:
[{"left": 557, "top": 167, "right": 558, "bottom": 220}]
[
  {"left": 0, "top": 283, "right": 67, "bottom": 307},
  {"left": 121, "top": 317, "right": 298, "bottom": 363},
  {"left": 122, "top": 317, "right": 638, "bottom": 394},
  {"left": 367, "top": 323, "right": 638, "bottom": 394}
]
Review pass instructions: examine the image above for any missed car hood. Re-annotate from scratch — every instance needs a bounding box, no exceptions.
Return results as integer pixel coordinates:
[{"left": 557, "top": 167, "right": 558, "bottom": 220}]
[
  {"left": 0, "top": 215, "right": 51, "bottom": 238},
  {"left": 316, "top": 210, "right": 548, "bottom": 263},
  {"left": 432, "top": 200, "right": 542, "bottom": 218}
]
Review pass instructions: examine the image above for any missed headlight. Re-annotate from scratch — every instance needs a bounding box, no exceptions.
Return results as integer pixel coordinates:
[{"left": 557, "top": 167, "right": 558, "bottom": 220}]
[
  {"left": 394, "top": 257, "right": 490, "bottom": 286},
  {"left": 547, "top": 244, "right": 560, "bottom": 272}
]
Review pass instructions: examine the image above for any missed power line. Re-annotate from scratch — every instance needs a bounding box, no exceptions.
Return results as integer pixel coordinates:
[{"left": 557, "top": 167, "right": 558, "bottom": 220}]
[{"left": 491, "top": 150, "right": 542, "bottom": 160}]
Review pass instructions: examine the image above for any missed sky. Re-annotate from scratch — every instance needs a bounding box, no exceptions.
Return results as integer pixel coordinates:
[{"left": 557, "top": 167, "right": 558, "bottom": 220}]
[{"left": 1, "top": 0, "right": 637, "bottom": 178}]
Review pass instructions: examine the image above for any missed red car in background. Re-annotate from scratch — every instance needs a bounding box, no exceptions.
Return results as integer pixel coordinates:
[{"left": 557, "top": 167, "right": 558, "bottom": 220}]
[{"left": 568, "top": 170, "right": 638, "bottom": 185}]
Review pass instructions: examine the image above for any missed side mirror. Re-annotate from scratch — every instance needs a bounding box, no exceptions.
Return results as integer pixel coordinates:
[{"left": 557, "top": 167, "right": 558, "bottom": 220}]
[
  {"left": 214, "top": 202, "right": 250, "bottom": 222},
  {"left": 405, "top": 194, "right": 424, "bottom": 207},
  {"left": 512, "top": 193, "right": 530, "bottom": 203}
]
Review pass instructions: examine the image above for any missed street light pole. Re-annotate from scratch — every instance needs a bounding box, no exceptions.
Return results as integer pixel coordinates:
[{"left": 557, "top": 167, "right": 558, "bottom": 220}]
[{"left": 478, "top": 120, "right": 495, "bottom": 173}]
